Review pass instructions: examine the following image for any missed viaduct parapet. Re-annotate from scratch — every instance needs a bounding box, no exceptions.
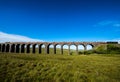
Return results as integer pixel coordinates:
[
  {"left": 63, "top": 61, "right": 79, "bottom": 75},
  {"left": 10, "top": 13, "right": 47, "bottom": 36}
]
[{"left": 0, "top": 42, "right": 114, "bottom": 55}]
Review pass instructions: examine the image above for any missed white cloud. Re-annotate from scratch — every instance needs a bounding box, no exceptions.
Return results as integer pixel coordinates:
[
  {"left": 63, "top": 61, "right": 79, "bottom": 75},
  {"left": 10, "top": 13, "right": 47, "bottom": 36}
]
[
  {"left": 113, "top": 24, "right": 120, "bottom": 27},
  {"left": 98, "top": 21, "right": 114, "bottom": 26},
  {"left": 94, "top": 20, "right": 120, "bottom": 27},
  {"left": 0, "top": 31, "right": 43, "bottom": 43}
]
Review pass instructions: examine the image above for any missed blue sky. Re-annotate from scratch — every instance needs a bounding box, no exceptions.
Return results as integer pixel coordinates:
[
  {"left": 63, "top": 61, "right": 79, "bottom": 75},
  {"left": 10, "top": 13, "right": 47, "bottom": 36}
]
[{"left": 0, "top": 0, "right": 120, "bottom": 42}]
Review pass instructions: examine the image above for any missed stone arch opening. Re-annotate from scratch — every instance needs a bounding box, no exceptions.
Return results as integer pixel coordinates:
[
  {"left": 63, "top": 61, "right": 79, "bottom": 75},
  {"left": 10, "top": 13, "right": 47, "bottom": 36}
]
[
  {"left": 70, "top": 44, "right": 77, "bottom": 55},
  {"left": 32, "top": 44, "right": 37, "bottom": 53},
  {"left": 0, "top": 44, "right": 1, "bottom": 52},
  {"left": 55, "top": 44, "right": 61, "bottom": 54},
  {"left": 6, "top": 44, "right": 10, "bottom": 52},
  {"left": 86, "top": 44, "right": 94, "bottom": 50},
  {"left": 26, "top": 44, "right": 32, "bottom": 53},
  {"left": 78, "top": 44, "right": 85, "bottom": 50},
  {"left": 62, "top": 44, "right": 69, "bottom": 55},
  {"left": 11, "top": 44, "right": 15, "bottom": 53},
  {"left": 39, "top": 44, "right": 45, "bottom": 54},
  {"left": 21, "top": 44, "right": 26, "bottom": 53},
  {"left": 78, "top": 44, "right": 85, "bottom": 54},
  {"left": 46, "top": 44, "right": 53, "bottom": 54},
  {"left": 35, "top": 44, "right": 39, "bottom": 54},
  {"left": 16, "top": 44, "right": 20, "bottom": 53},
  {"left": 48, "top": 44, "right": 54, "bottom": 54},
  {"left": 2, "top": 44, "right": 6, "bottom": 52}
]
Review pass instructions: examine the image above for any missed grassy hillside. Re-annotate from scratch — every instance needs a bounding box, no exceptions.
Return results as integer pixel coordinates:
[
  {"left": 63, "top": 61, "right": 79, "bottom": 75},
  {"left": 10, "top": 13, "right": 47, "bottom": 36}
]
[{"left": 0, "top": 53, "right": 120, "bottom": 82}]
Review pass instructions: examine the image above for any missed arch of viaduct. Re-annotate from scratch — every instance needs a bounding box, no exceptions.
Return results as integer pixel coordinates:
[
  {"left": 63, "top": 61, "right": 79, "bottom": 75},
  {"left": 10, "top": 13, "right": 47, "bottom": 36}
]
[{"left": 0, "top": 42, "right": 107, "bottom": 55}]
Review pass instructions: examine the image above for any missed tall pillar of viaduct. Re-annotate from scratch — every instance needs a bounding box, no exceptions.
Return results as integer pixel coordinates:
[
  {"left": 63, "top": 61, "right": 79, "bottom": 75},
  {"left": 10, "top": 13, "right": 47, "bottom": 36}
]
[{"left": 0, "top": 42, "right": 107, "bottom": 55}]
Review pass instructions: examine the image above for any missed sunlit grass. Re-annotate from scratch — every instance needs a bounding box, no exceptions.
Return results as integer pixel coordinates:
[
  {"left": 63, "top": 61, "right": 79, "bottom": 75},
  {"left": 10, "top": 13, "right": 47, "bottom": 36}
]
[{"left": 0, "top": 52, "right": 120, "bottom": 82}]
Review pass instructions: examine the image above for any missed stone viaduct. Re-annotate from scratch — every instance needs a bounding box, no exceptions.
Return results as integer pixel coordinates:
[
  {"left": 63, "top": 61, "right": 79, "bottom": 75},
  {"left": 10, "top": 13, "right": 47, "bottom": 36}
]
[{"left": 0, "top": 42, "right": 108, "bottom": 55}]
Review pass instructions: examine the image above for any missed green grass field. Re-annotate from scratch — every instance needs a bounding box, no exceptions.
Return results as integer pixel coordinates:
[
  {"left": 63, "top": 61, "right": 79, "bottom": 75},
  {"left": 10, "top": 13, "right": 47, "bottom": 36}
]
[{"left": 0, "top": 52, "right": 120, "bottom": 82}]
